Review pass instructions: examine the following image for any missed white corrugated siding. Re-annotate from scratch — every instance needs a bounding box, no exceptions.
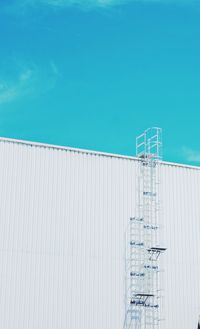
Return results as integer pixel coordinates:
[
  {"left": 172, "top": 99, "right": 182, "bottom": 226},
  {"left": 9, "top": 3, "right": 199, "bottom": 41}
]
[{"left": 0, "top": 138, "right": 199, "bottom": 329}]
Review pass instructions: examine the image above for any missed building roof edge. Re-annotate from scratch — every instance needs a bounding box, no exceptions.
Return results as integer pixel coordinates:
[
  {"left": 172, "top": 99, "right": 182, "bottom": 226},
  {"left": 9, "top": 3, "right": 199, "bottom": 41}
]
[{"left": 0, "top": 137, "right": 199, "bottom": 170}]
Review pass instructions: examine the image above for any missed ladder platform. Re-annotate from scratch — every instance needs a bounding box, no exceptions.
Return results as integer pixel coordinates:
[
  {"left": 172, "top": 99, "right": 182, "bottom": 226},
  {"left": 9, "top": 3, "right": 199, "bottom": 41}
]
[
  {"left": 130, "top": 241, "right": 144, "bottom": 247},
  {"left": 147, "top": 247, "right": 167, "bottom": 260},
  {"left": 143, "top": 191, "right": 156, "bottom": 197},
  {"left": 135, "top": 293, "right": 154, "bottom": 297},
  {"left": 138, "top": 153, "right": 158, "bottom": 159},
  {"left": 148, "top": 247, "right": 166, "bottom": 252},
  {"left": 144, "top": 304, "right": 159, "bottom": 309},
  {"left": 144, "top": 265, "right": 159, "bottom": 270},
  {"left": 130, "top": 271, "right": 145, "bottom": 277},
  {"left": 130, "top": 293, "right": 155, "bottom": 307},
  {"left": 130, "top": 216, "right": 144, "bottom": 222},
  {"left": 144, "top": 224, "right": 158, "bottom": 230}
]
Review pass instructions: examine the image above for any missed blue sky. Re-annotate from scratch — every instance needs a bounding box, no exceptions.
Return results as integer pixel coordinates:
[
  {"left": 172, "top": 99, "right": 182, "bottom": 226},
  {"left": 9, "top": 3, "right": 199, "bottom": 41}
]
[{"left": 0, "top": 0, "right": 200, "bottom": 165}]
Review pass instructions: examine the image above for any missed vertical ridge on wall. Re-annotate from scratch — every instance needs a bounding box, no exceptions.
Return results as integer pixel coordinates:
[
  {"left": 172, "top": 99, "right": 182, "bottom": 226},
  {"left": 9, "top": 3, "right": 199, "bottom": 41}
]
[{"left": 161, "top": 164, "right": 200, "bottom": 329}]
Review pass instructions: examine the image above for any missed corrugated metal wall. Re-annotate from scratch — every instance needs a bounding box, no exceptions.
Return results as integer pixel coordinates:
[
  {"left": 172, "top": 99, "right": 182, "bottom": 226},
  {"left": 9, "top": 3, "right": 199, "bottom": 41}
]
[{"left": 0, "top": 138, "right": 199, "bottom": 329}]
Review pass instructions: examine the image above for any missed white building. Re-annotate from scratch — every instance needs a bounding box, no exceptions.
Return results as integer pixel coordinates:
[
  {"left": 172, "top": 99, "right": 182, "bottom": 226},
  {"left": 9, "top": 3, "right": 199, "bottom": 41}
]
[{"left": 0, "top": 137, "right": 199, "bottom": 329}]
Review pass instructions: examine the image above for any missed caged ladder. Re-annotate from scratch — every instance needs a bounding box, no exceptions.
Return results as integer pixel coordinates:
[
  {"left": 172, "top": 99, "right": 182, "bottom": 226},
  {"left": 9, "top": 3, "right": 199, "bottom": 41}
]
[{"left": 123, "top": 128, "right": 166, "bottom": 329}]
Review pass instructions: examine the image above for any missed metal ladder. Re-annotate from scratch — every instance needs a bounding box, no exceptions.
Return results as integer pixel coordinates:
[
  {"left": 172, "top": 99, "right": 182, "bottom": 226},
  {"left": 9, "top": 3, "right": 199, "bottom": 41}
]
[{"left": 123, "top": 128, "right": 166, "bottom": 329}]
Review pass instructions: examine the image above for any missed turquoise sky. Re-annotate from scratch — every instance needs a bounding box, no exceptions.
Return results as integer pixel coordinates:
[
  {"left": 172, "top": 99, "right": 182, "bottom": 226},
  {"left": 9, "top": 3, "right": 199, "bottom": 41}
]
[{"left": 0, "top": 0, "right": 200, "bottom": 165}]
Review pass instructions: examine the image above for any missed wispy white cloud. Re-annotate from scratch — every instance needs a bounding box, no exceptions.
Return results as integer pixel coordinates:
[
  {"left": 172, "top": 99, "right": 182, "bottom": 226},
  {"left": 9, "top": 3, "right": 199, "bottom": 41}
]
[
  {"left": 32, "top": 0, "right": 200, "bottom": 6},
  {"left": 43, "top": 0, "right": 124, "bottom": 7},
  {"left": 8, "top": 0, "right": 124, "bottom": 8},
  {"left": 0, "top": 61, "right": 59, "bottom": 105},
  {"left": 0, "top": 83, "right": 19, "bottom": 105},
  {"left": 5, "top": 0, "right": 198, "bottom": 12},
  {"left": 50, "top": 61, "right": 59, "bottom": 76},
  {"left": 182, "top": 147, "right": 200, "bottom": 163},
  {"left": 4, "top": 0, "right": 122, "bottom": 12},
  {"left": 0, "top": 66, "right": 35, "bottom": 104}
]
